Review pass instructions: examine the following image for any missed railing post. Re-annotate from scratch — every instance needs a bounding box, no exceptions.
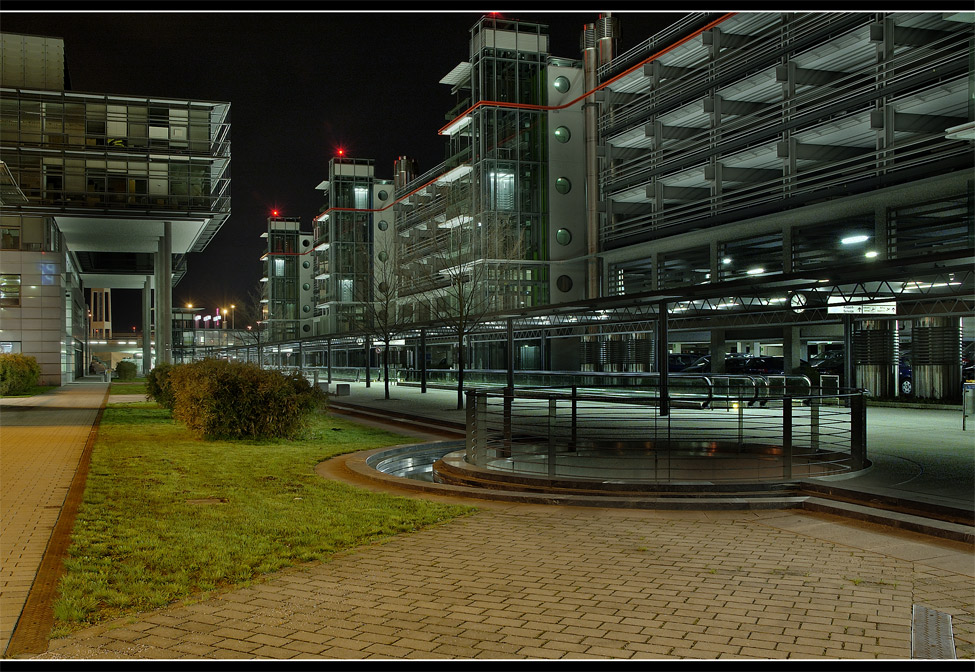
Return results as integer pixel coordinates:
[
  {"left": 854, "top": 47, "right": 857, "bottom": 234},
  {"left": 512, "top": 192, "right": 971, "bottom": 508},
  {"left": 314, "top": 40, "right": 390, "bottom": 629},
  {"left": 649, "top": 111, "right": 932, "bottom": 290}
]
[
  {"left": 737, "top": 395, "right": 744, "bottom": 449},
  {"left": 810, "top": 396, "right": 820, "bottom": 452},
  {"left": 783, "top": 397, "right": 793, "bottom": 480},
  {"left": 570, "top": 385, "right": 578, "bottom": 451},
  {"left": 850, "top": 392, "right": 866, "bottom": 470},
  {"left": 466, "top": 389, "right": 477, "bottom": 463},
  {"left": 476, "top": 392, "right": 488, "bottom": 464},
  {"left": 502, "top": 386, "right": 513, "bottom": 458},
  {"left": 548, "top": 396, "right": 557, "bottom": 477}
]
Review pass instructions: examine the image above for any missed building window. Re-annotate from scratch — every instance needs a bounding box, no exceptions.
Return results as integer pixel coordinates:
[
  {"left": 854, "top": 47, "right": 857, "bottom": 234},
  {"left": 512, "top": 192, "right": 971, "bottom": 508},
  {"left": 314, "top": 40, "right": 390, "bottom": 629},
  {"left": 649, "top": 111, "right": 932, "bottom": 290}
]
[
  {"left": 1, "top": 227, "right": 20, "bottom": 250},
  {"left": 556, "top": 228, "right": 572, "bottom": 245},
  {"left": 377, "top": 251, "right": 389, "bottom": 263},
  {"left": 302, "top": 260, "right": 311, "bottom": 269},
  {"left": 554, "top": 126, "right": 571, "bottom": 143},
  {"left": 0, "top": 274, "right": 21, "bottom": 307},
  {"left": 377, "top": 190, "right": 388, "bottom": 201},
  {"left": 556, "top": 275, "right": 573, "bottom": 292},
  {"left": 377, "top": 220, "right": 389, "bottom": 231},
  {"left": 555, "top": 177, "right": 571, "bottom": 194},
  {"left": 553, "top": 76, "right": 570, "bottom": 93}
]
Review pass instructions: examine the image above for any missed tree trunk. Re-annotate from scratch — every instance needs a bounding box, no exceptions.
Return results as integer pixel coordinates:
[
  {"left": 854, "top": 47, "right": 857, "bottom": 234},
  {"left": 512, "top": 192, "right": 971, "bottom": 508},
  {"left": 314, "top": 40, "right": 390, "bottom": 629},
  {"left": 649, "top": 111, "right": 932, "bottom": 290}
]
[
  {"left": 456, "top": 330, "right": 465, "bottom": 410},
  {"left": 383, "top": 343, "right": 390, "bottom": 400}
]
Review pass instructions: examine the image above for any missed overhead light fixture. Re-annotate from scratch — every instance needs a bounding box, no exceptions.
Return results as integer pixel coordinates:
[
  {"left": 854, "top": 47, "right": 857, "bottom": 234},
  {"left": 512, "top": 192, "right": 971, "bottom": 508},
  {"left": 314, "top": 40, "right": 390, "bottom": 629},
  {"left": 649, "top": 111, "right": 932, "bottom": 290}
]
[
  {"left": 746, "top": 267, "right": 765, "bottom": 275},
  {"left": 722, "top": 257, "right": 732, "bottom": 265},
  {"left": 865, "top": 250, "right": 879, "bottom": 258},
  {"left": 841, "top": 234, "right": 869, "bottom": 245}
]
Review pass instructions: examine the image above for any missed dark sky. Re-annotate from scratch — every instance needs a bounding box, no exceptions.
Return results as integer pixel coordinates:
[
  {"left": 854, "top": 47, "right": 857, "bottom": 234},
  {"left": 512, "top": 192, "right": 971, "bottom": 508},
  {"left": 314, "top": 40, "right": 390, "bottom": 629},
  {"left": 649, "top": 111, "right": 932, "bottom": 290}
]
[{"left": 2, "top": 9, "right": 684, "bottom": 331}]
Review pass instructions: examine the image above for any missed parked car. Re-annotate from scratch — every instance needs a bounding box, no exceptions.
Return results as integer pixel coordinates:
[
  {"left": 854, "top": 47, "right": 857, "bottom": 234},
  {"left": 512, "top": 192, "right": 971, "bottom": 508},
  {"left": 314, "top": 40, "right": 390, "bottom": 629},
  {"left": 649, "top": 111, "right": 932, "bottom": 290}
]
[
  {"left": 668, "top": 352, "right": 699, "bottom": 372},
  {"left": 810, "top": 350, "right": 913, "bottom": 395},
  {"left": 679, "top": 354, "right": 804, "bottom": 376}
]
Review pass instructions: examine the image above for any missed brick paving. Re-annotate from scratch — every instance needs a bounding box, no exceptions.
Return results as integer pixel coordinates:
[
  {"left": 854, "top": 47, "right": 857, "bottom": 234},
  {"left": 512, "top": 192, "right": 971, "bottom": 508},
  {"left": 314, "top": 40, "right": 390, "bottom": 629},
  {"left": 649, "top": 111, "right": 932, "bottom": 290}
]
[
  {"left": 3, "top": 381, "right": 973, "bottom": 660},
  {"left": 0, "top": 381, "right": 108, "bottom": 654},
  {"left": 32, "top": 501, "right": 974, "bottom": 660}
]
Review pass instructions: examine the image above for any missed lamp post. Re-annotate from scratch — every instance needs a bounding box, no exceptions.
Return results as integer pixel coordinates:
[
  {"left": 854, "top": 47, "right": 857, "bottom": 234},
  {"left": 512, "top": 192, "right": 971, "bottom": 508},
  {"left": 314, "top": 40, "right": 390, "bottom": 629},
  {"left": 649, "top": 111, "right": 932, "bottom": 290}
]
[{"left": 231, "top": 304, "right": 236, "bottom": 331}]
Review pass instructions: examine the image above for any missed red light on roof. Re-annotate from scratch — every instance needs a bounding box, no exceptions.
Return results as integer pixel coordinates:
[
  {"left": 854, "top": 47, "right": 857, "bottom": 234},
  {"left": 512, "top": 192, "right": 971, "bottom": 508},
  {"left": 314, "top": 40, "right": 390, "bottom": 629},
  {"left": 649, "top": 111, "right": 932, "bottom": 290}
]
[
  {"left": 337, "top": 148, "right": 345, "bottom": 156},
  {"left": 271, "top": 209, "right": 279, "bottom": 217}
]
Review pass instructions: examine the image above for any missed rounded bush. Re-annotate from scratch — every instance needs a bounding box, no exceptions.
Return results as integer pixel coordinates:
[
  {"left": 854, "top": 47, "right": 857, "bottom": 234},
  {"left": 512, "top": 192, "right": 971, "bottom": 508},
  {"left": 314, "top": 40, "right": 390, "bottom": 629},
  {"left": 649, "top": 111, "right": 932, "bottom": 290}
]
[
  {"left": 0, "top": 353, "right": 41, "bottom": 395},
  {"left": 146, "top": 363, "right": 175, "bottom": 410},
  {"left": 116, "top": 361, "right": 137, "bottom": 381},
  {"left": 166, "top": 359, "right": 326, "bottom": 439}
]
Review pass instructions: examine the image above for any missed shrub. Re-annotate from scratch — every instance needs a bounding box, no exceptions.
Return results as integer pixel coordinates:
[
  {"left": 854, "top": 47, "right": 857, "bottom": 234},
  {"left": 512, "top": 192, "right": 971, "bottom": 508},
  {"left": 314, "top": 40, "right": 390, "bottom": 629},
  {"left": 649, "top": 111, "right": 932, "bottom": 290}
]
[
  {"left": 0, "top": 353, "right": 42, "bottom": 395},
  {"left": 116, "top": 360, "right": 137, "bottom": 381},
  {"left": 145, "top": 362, "right": 175, "bottom": 410},
  {"left": 167, "top": 359, "right": 326, "bottom": 439}
]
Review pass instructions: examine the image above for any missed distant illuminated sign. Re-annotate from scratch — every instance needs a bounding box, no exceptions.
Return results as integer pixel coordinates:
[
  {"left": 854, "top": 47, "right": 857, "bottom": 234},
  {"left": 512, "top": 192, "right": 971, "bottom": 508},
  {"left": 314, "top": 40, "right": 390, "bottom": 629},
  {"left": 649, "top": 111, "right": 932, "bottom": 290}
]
[{"left": 827, "top": 296, "right": 896, "bottom": 314}]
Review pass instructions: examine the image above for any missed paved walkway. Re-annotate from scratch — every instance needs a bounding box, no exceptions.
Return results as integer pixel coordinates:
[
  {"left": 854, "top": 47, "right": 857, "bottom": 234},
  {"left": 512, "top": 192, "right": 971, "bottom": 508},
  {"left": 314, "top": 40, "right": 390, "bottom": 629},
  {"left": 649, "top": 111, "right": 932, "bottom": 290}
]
[
  {"left": 30, "top": 502, "right": 975, "bottom": 660},
  {"left": 0, "top": 379, "right": 109, "bottom": 656},
  {"left": 3, "top": 378, "right": 974, "bottom": 660}
]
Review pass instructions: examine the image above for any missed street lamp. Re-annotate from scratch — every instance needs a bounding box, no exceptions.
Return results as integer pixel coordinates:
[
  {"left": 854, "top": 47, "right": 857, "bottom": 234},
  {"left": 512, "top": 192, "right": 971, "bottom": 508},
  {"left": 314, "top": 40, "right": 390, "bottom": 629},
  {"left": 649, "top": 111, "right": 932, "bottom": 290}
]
[{"left": 231, "top": 304, "right": 236, "bottom": 330}]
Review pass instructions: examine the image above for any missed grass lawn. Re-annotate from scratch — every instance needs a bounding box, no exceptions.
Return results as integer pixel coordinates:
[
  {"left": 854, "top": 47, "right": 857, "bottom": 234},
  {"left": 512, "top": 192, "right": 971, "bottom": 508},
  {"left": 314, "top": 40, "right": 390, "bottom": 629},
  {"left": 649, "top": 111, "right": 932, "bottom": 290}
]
[
  {"left": 1, "top": 385, "right": 58, "bottom": 398},
  {"left": 109, "top": 379, "right": 148, "bottom": 396},
  {"left": 53, "top": 402, "right": 474, "bottom": 635}
]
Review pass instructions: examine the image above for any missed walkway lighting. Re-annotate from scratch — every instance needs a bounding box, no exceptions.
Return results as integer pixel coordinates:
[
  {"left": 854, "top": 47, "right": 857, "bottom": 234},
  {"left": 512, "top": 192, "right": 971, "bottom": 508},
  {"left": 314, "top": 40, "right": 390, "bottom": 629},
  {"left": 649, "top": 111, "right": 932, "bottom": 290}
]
[{"left": 841, "top": 234, "right": 869, "bottom": 245}]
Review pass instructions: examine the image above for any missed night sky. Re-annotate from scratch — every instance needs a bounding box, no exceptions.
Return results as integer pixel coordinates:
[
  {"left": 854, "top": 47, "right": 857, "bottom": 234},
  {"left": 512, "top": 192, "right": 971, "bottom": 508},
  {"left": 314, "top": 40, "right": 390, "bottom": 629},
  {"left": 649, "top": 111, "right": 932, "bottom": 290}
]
[{"left": 2, "top": 9, "right": 683, "bottom": 331}]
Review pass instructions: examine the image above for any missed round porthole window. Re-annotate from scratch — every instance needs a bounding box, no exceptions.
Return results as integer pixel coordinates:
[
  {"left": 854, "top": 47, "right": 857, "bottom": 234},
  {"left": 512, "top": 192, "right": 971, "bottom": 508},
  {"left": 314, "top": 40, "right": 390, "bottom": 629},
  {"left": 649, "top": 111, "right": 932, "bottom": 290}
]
[
  {"left": 377, "top": 220, "right": 389, "bottom": 231},
  {"left": 556, "top": 228, "right": 572, "bottom": 245},
  {"left": 553, "top": 76, "right": 570, "bottom": 93},
  {"left": 555, "top": 177, "right": 571, "bottom": 194},
  {"left": 302, "top": 239, "right": 310, "bottom": 247},
  {"left": 302, "top": 282, "right": 311, "bottom": 291},
  {"left": 377, "top": 251, "right": 389, "bottom": 262},
  {"left": 556, "top": 275, "right": 573, "bottom": 293},
  {"left": 302, "top": 304, "right": 311, "bottom": 313},
  {"left": 378, "top": 190, "right": 388, "bottom": 201},
  {"left": 302, "top": 260, "right": 311, "bottom": 269},
  {"left": 302, "top": 324, "right": 311, "bottom": 333},
  {"left": 554, "top": 126, "right": 571, "bottom": 143}
]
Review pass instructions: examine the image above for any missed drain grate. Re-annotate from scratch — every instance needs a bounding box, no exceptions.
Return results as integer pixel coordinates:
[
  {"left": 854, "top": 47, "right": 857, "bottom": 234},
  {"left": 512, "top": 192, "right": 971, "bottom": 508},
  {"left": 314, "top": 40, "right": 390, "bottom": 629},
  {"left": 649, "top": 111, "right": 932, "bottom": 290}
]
[{"left": 912, "top": 604, "right": 956, "bottom": 659}]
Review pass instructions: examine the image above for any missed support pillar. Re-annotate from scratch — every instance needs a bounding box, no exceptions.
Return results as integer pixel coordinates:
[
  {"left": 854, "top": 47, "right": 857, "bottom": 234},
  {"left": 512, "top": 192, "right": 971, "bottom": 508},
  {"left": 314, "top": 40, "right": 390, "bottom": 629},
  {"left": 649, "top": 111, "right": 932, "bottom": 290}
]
[
  {"left": 783, "top": 326, "right": 802, "bottom": 374},
  {"left": 420, "top": 328, "right": 427, "bottom": 394},
  {"left": 657, "top": 301, "right": 669, "bottom": 417},
  {"left": 142, "top": 277, "right": 152, "bottom": 374},
  {"left": 711, "top": 328, "right": 727, "bottom": 374}
]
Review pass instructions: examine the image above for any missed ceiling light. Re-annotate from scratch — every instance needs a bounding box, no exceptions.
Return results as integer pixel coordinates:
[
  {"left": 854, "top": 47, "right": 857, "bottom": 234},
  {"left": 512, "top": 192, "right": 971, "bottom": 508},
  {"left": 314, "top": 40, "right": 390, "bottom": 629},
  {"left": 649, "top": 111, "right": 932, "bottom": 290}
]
[{"left": 841, "top": 235, "right": 869, "bottom": 245}]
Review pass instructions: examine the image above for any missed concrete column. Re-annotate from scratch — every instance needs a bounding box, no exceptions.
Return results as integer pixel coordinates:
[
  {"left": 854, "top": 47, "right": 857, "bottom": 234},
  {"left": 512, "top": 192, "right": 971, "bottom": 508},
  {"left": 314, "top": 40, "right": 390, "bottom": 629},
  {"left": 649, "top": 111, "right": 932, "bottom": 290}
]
[
  {"left": 159, "top": 222, "right": 173, "bottom": 364},
  {"left": 142, "top": 277, "right": 153, "bottom": 374},
  {"left": 711, "top": 329, "right": 727, "bottom": 374},
  {"left": 783, "top": 326, "right": 802, "bottom": 373}
]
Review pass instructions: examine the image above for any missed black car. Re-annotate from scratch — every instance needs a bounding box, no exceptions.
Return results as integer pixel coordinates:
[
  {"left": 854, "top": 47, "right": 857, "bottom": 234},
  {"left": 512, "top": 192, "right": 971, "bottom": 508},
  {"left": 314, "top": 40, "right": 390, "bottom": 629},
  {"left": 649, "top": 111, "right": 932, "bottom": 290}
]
[{"left": 810, "top": 350, "right": 913, "bottom": 395}]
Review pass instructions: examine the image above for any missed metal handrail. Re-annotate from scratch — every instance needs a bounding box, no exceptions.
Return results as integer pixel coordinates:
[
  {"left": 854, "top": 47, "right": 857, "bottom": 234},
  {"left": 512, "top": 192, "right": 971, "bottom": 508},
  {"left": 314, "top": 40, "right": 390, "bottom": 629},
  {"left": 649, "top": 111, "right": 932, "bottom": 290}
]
[{"left": 465, "top": 386, "right": 867, "bottom": 483}]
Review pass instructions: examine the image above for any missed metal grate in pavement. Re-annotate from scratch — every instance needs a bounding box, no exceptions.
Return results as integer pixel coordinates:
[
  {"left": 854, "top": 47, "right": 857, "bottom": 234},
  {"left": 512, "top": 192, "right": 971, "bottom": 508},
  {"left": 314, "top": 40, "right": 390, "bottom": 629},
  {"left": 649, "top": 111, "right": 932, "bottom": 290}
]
[{"left": 912, "top": 604, "right": 956, "bottom": 659}]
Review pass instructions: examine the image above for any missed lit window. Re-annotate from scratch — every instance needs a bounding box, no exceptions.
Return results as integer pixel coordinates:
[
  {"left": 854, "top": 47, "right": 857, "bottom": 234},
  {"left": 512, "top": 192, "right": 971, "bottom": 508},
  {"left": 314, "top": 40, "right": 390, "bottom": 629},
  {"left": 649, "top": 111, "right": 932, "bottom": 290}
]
[
  {"left": 0, "top": 274, "right": 21, "bottom": 307},
  {"left": 555, "top": 177, "right": 571, "bottom": 194},
  {"left": 554, "top": 126, "right": 571, "bottom": 143},
  {"left": 553, "top": 76, "right": 570, "bottom": 93}
]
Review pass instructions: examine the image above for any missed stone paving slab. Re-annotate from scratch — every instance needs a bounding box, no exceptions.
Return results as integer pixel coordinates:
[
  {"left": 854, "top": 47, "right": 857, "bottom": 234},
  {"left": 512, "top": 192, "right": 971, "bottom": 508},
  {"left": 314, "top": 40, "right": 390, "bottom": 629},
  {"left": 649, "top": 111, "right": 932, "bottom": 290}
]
[{"left": 32, "top": 501, "right": 974, "bottom": 660}]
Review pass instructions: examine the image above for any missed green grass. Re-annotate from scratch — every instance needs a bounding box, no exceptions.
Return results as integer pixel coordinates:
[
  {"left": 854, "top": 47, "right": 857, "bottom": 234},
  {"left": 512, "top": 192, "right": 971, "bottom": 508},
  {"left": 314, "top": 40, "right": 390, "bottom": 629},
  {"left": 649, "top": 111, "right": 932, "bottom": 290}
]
[
  {"left": 52, "top": 402, "right": 474, "bottom": 635},
  {"left": 109, "top": 379, "right": 148, "bottom": 396},
  {"left": 1, "top": 384, "right": 58, "bottom": 398}
]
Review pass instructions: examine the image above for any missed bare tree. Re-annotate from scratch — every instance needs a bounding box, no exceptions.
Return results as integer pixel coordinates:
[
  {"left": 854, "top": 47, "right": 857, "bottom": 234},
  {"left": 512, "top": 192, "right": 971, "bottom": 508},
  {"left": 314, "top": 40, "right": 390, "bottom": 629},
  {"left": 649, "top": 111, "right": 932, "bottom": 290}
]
[
  {"left": 350, "top": 234, "right": 404, "bottom": 400},
  {"left": 416, "top": 212, "right": 526, "bottom": 410}
]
